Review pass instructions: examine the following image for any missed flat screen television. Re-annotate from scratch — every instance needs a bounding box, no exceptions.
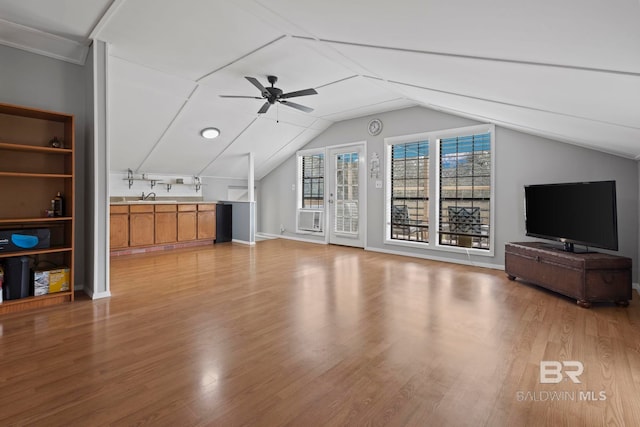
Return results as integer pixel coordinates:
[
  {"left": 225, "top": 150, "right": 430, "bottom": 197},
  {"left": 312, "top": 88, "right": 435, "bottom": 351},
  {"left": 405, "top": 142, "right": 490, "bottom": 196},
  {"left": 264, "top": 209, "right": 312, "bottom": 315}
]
[{"left": 524, "top": 180, "right": 618, "bottom": 252}]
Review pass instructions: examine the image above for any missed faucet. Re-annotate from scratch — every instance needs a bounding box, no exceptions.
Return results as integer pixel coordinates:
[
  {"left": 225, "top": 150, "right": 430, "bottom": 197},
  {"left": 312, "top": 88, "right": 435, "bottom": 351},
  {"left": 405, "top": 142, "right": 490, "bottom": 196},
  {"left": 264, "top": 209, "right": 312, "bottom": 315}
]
[{"left": 141, "top": 192, "right": 156, "bottom": 201}]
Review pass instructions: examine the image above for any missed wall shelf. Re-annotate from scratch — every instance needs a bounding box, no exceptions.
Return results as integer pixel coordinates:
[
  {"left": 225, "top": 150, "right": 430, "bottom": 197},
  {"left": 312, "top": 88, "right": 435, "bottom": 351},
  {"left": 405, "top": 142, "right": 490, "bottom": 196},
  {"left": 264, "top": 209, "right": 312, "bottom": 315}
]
[
  {"left": 123, "top": 169, "right": 164, "bottom": 189},
  {"left": 164, "top": 182, "right": 205, "bottom": 192},
  {"left": 123, "top": 170, "right": 203, "bottom": 193}
]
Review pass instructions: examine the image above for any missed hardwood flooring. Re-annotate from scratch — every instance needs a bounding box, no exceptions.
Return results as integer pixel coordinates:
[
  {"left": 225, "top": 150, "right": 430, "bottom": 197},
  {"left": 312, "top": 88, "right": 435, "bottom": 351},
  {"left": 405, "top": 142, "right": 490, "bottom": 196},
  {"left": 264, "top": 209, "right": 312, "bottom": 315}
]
[{"left": 1, "top": 239, "right": 639, "bottom": 426}]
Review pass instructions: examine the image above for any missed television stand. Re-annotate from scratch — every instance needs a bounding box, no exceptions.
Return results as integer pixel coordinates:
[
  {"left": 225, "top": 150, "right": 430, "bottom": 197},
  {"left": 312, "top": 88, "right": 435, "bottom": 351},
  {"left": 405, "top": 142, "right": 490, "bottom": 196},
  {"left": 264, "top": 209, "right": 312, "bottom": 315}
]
[{"left": 505, "top": 242, "right": 632, "bottom": 308}]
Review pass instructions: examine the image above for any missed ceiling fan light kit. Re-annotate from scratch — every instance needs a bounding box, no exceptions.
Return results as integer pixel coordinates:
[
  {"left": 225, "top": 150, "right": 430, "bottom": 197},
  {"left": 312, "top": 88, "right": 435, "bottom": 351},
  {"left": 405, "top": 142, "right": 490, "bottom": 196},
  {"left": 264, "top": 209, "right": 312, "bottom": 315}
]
[{"left": 220, "top": 75, "right": 317, "bottom": 114}]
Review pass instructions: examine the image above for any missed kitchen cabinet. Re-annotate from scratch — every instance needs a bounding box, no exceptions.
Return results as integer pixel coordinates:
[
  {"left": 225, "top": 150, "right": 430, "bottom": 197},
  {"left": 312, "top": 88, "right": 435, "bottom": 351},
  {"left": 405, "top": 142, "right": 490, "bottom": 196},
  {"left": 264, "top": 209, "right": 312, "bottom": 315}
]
[
  {"left": 110, "top": 205, "right": 129, "bottom": 249},
  {"left": 110, "top": 202, "right": 218, "bottom": 251},
  {"left": 197, "top": 204, "right": 216, "bottom": 240},
  {"left": 178, "top": 204, "right": 197, "bottom": 241},
  {"left": 155, "top": 204, "right": 177, "bottom": 244},
  {"left": 0, "top": 102, "right": 75, "bottom": 314},
  {"left": 129, "top": 205, "right": 154, "bottom": 247}
]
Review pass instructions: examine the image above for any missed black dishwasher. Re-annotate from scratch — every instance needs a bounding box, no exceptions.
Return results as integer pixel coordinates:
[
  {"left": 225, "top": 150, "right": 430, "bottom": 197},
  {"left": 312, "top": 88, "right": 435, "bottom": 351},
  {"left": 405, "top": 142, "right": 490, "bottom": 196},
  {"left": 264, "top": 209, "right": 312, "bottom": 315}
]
[{"left": 216, "top": 203, "right": 232, "bottom": 243}]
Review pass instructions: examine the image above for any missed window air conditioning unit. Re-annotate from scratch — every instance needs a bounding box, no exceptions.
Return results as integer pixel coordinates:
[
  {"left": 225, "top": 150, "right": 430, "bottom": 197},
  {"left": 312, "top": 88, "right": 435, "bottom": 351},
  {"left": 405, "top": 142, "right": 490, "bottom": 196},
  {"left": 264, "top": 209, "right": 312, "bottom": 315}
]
[{"left": 298, "top": 210, "right": 323, "bottom": 232}]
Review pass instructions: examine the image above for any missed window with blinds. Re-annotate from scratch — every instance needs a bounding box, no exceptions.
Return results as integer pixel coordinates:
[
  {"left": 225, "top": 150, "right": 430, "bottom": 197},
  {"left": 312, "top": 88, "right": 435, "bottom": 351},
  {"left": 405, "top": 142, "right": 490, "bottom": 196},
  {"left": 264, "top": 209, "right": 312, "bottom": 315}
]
[
  {"left": 438, "top": 132, "right": 491, "bottom": 250},
  {"left": 301, "top": 153, "right": 324, "bottom": 209},
  {"left": 390, "top": 141, "right": 429, "bottom": 242}
]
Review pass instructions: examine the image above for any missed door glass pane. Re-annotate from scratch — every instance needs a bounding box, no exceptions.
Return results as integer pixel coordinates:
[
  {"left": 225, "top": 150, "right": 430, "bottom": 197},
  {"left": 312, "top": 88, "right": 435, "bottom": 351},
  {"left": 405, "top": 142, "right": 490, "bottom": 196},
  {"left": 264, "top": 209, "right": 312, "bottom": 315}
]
[{"left": 334, "top": 151, "right": 359, "bottom": 234}]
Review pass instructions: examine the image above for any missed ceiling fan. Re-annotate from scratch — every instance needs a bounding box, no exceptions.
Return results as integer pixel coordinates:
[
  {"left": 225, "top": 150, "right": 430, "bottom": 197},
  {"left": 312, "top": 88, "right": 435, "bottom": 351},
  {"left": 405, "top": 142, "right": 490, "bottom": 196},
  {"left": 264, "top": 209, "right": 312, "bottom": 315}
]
[{"left": 220, "top": 75, "right": 317, "bottom": 114}]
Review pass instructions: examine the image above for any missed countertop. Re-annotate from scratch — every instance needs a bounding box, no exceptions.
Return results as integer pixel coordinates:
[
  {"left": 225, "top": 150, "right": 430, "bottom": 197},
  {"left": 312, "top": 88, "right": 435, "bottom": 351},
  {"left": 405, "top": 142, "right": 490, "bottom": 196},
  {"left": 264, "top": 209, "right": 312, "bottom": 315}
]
[{"left": 110, "top": 200, "right": 219, "bottom": 205}]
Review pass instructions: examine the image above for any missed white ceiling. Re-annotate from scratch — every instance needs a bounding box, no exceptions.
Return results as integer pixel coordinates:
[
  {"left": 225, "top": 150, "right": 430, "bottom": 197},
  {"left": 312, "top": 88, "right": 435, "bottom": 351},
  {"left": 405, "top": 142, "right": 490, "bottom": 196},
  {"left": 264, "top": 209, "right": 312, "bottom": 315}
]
[{"left": 1, "top": 0, "right": 639, "bottom": 179}]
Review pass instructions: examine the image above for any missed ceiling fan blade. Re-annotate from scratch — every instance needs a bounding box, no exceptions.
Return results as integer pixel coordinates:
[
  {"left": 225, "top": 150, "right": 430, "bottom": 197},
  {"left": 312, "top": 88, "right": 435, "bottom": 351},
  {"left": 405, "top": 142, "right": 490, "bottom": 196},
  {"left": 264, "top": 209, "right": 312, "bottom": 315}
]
[
  {"left": 219, "top": 95, "right": 264, "bottom": 99},
  {"left": 245, "top": 76, "right": 269, "bottom": 97},
  {"left": 280, "top": 88, "right": 318, "bottom": 99},
  {"left": 258, "top": 102, "right": 271, "bottom": 114},
  {"left": 279, "top": 100, "right": 314, "bottom": 113}
]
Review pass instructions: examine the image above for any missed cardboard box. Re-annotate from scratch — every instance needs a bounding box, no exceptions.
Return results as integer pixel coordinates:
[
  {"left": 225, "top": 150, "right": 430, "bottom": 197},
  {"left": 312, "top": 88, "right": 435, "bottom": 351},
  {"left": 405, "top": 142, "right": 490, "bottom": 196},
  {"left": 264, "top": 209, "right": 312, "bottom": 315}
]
[
  {"left": 34, "top": 270, "right": 49, "bottom": 296},
  {"left": 49, "top": 268, "right": 70, "bottom": 293},
  {"left": 33, "top": 267, "right": 70, "bottom": 295}
]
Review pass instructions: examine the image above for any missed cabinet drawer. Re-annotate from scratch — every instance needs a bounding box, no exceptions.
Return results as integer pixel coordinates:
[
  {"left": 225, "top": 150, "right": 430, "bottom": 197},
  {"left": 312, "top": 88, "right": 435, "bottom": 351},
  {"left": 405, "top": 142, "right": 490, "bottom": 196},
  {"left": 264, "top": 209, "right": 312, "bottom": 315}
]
[
  {"left": 197, "top": 203, "right": 217, "bottom": 211},
  {"left": 155, "top": 204, "right": 177, "bottom": 212},
  {"left": 178, "top": 204, "right": 197, "bottom": 212},
  {"left": 110, "top": 205, "right": 129, "bottom": 214},
  {"left": 130, "top": 204, "right": 154, "bottom": 213}
]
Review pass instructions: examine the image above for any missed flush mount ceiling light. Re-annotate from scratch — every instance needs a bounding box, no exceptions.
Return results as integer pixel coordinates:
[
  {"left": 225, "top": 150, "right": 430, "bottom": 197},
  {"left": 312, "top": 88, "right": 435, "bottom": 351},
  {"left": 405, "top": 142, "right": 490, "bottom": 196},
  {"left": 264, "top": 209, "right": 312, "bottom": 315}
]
[{"left": 200, "top": 127, "right": 220, "bottom": 139}]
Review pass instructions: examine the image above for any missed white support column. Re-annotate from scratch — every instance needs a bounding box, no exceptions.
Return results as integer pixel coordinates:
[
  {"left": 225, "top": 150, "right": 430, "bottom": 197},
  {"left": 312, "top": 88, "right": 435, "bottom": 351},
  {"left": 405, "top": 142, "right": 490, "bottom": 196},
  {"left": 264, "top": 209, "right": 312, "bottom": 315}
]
[
  {"left": 90, "top": 39, "right": 111, "bottom": 299},
  {"left": 248, "top": 152, "right": 255, "bottom": 202},
  {"left": 248, "top": 152, "right": 256, "bottom": 244}
]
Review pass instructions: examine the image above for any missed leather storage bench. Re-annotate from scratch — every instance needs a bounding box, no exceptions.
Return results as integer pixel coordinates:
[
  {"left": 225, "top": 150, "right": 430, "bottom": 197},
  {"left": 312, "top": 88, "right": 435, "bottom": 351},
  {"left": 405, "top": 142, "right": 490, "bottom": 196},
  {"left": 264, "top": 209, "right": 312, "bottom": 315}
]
[{"left": 505, "top": 241, "right": 632, "bottom": 308}]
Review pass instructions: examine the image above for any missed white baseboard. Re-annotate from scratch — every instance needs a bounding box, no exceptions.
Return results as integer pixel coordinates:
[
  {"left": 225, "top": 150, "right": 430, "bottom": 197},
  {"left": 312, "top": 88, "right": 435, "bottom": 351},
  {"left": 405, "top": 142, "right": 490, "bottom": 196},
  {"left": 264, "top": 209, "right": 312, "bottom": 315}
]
[
  {"left": 259, "top": 232, "right": 327, "bottom": 245},
  {"left": 84, "top": 288, "right": 111, "bottom": 300},
  {"left": 365, "top": 245, "right": 504, "bottom": 270},
  {"left": 232, "top": 239, "right": 255, "bottom": 246},
  {"left": 255, "top": 232, "right": 277, "bottom": 240}
]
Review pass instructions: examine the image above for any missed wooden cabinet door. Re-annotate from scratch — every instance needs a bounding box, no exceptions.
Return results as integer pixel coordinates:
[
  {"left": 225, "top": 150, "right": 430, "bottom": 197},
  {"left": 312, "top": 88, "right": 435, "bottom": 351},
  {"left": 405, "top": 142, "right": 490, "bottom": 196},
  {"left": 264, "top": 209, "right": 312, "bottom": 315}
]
[
  {"left": 155, "top": 212, "right": 177, "bottom": 244},
  {"left": 178, "top": 212, "right": 197, "bottom": 241},
  {"left": 129, "top": 213, "right": 155, "bottom": 247},
  {"left": 197, "top": 210, "right": 216, "bottom": 240},
  {"left": 110, "top": 213, "right": 129, "bottom": 249}
]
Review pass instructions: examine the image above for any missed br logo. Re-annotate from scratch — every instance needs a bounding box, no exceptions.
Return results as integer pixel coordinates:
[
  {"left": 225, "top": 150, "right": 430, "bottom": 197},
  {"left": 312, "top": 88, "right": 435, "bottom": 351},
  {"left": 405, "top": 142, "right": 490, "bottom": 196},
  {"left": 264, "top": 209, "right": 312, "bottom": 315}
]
[{"left": 540, "top": 361, "right": 584, "bottom": 384}]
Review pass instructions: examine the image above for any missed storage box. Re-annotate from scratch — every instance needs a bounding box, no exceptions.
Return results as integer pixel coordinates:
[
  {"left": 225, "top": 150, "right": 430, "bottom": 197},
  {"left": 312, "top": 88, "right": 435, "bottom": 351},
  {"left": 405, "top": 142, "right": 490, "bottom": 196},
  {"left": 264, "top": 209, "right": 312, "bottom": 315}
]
[
  {"left": 33, "top": 267, "right": 70, "bottom": 295},
  {"left": 0, "top": 228, "right": 50, "bottom": 253},
  {"left": 49, "top": 268, "right": 70, "bottom": 293},
  {"left": 34, "top": 269, "right": 48, "bottom": 296}
]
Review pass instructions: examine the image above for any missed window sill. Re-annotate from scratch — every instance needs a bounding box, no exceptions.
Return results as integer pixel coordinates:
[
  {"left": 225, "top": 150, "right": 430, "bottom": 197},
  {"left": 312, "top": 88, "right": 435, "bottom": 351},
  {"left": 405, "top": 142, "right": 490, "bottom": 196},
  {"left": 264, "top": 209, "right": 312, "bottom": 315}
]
[{"left": 384, "top": 238, "right": 494, "bottom": 257}]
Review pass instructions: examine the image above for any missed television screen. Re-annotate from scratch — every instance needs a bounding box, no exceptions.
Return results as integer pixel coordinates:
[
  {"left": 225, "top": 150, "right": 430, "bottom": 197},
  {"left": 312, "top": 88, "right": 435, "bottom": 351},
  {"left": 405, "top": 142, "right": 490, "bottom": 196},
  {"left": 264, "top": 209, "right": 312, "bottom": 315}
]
[{"left": 524, "top": 180, "right": 618, "bottom": 251}]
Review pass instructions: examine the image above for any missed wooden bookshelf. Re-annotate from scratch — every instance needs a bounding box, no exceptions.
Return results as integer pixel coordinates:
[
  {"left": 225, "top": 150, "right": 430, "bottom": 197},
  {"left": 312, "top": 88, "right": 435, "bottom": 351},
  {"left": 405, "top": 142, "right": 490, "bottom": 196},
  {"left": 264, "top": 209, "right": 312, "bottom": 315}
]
[{"left": 0, "top": 102, "right": 75, "bottom": 314}]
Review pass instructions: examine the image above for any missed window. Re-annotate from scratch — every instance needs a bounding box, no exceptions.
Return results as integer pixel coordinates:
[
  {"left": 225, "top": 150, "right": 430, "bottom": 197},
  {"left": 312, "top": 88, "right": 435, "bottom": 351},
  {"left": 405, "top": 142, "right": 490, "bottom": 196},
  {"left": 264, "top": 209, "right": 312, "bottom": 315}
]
[
  {"left": 385, "top": 124, "right": 494, "bottom": 255},
  {"left": 438, "top": 132, "right": 491, "bottom": 250},
  {"left": 300, "top": 153, "right": 324, "bottom": 209},
  {"left": 390, "top": 141, "right": 429, "bottom": 242}
]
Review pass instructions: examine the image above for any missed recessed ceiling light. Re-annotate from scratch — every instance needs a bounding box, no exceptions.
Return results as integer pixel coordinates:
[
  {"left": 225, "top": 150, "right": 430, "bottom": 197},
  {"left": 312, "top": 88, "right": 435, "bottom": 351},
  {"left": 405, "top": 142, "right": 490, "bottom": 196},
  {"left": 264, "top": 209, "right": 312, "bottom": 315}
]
[{"left": 201, "top": 127, "right": 220, "bottom": 139}]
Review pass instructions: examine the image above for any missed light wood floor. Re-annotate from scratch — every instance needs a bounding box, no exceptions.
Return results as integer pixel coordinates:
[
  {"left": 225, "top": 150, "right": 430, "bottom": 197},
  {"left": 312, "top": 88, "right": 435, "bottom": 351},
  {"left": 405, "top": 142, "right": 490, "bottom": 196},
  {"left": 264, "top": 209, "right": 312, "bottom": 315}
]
[{"left": 1, "top": 239, "right": 639, "bottom": 426}]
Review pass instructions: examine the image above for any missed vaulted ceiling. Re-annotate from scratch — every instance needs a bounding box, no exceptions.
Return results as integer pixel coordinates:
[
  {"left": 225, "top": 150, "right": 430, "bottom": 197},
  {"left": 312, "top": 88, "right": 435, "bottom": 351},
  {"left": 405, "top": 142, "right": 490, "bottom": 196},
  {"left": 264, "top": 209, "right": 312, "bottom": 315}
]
[{"left": 1, "top": 0, "right": 639, "bottom": 179}]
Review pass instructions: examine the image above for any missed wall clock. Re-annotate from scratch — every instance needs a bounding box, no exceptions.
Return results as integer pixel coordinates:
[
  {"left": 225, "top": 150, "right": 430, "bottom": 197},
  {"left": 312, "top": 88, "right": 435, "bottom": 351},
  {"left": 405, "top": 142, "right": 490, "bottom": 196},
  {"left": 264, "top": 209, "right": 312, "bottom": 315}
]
[{"left": 368, "top": 118, "right": 383, "bottom": 136}]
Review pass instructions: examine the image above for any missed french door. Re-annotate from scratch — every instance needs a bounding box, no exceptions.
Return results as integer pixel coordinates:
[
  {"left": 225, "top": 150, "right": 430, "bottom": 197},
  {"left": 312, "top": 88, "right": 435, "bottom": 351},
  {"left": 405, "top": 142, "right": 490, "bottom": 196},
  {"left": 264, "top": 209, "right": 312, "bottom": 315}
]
[{"left": 327, "top": 144, "right": 366, "bottom": 247}]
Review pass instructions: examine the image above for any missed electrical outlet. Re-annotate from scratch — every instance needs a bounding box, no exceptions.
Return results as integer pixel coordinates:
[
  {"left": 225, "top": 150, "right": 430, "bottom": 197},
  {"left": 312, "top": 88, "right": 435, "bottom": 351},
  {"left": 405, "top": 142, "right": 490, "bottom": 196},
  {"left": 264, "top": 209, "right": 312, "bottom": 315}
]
[
  {"left": 280, "top": 224, "right": 285, "bottom": 233},
  {"left": 375, "top": 180, "right": 383, "bottom": 189},
  {"left": 291, "top": 184, "right": 295, "bottom": 191}
]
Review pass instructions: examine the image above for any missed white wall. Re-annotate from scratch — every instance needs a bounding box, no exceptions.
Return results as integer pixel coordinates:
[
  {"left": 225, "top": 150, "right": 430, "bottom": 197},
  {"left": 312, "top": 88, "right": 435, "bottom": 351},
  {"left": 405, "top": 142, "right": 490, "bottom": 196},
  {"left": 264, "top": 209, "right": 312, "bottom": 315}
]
[
  {"left": 0, "top": 44, "right": 88, "bottom": 289},
  {"left": 202, "top": 177, "right": 250, "bottom": 201},
  {"left": 259, "top": 106, "right": 639, "bottom": 280}
]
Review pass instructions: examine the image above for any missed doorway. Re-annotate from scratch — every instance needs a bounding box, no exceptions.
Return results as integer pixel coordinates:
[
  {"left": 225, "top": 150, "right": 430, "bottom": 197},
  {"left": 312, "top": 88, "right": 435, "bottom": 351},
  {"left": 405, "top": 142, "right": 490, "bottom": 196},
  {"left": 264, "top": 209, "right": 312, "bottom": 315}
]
[{"left": 327, "top": 144, "right": 366, "bottom": 248}]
